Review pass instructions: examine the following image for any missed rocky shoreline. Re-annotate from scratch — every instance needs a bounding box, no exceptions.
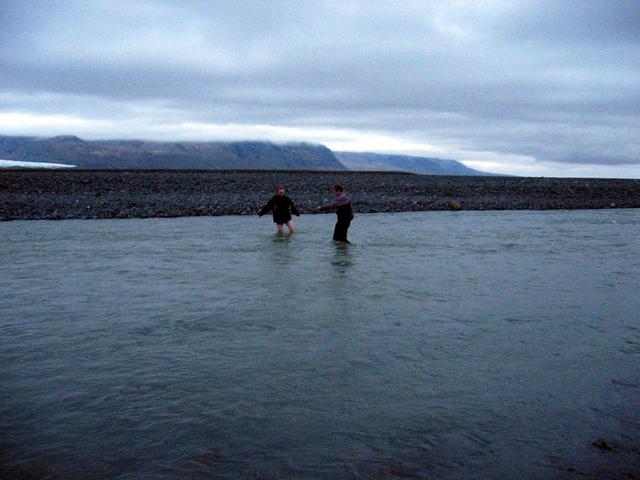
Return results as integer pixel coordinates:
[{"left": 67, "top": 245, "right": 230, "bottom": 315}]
[{"left": 1, "top": 169, "right": 639, "bottom": 221}]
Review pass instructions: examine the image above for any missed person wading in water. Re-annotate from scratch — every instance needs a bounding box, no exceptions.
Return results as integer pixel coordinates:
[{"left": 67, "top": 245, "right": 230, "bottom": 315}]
[
  {"left": 315, "top": 184, "right": 354, "bottom": 244},
  {"left": 258, "top": 185, "right": 301, "bottom": 234}
]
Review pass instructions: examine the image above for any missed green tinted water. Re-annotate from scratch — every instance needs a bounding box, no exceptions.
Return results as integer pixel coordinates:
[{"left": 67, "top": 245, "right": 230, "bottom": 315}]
[{"left": 1, "top": 210, "right": 639, "bottom": 478}]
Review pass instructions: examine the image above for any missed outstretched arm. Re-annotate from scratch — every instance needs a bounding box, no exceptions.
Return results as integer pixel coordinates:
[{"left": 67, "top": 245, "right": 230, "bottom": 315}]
[
  {"left": 316, "top": 195, "right": 349, "bottom": 211},
  {"left": 258, "top": 197, "right": 275, "bottom": 217}
]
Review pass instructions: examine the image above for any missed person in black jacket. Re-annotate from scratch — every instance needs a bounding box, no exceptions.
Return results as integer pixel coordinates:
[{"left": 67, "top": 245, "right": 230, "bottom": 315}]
[
  {"left": 315, "top": 184, "right": 354, "bottom": 243},
  {"left": 258, "top": 185, "right": 301, "bottom": 234}
]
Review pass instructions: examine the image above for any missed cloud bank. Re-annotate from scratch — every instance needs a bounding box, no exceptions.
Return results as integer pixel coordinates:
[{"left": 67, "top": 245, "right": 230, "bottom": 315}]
[{"left": 1, "top": 0, "right": 639, "bottom": 177}]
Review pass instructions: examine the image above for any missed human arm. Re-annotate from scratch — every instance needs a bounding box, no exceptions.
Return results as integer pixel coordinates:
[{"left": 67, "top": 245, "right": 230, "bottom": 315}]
[
  {"left": 257, "top": 196, "right": 275, "bottom": 217},
  {"left": 291, "top": 201, "right": 301, "bottom": 216},
  {"left": 315, "top": 195, "right": 350, "bottom": 212}
]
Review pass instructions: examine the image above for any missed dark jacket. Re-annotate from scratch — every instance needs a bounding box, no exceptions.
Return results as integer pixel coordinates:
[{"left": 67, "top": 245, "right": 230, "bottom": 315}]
[
  {"left": 318, "top": 193, "right": 354, "bottom": 222},
  {"left": 258, "top": 195, "right": 301, "bottom": 223}
]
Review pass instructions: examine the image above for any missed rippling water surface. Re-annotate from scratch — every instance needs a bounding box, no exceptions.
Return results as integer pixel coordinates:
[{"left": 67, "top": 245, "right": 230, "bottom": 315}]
[{"left": 1, "top": 210, "right": 639, "bottom": 479}]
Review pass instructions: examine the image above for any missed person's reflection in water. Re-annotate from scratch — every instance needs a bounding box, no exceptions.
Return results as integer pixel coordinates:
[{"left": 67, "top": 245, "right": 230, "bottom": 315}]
[
  {"left": 269, "top": 233, "right": 294, "bottom": 267},
  {"left": 325, "top": 243, "right": 356, "bottom": 310},
  {"left": 331, "top": 242, "right": 353, "bottom": 275}
]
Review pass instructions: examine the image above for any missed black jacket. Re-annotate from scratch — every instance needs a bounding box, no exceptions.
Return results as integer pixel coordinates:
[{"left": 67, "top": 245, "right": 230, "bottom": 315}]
[{"left": 258, "top": 195, "right": 301, "bottom": 223}]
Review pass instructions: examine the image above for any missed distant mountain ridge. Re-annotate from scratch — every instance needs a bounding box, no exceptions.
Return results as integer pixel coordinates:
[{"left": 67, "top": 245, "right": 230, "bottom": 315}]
[
  {"left": 0, "top": 135, "right": 346, "bottom": 170},
  {"left": 0, "top": 135, "right": 495, "bottom": 175},
  {"left": 335, "top": 151, "right": 489, "bottom": 175}
]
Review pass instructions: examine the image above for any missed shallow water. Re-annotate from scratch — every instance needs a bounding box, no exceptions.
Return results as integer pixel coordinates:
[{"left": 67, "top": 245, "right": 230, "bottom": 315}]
[{"left": 1, "top": 210, "right": 639, "bottom": 479}]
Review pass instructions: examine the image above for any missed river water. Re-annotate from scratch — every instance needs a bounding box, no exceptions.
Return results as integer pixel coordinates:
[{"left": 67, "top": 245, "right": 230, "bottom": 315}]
[{"left": 1, "top": 210, "right": 639, "bottom": 479}]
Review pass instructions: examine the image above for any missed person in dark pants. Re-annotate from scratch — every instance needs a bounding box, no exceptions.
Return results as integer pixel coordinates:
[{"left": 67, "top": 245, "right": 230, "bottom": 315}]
[
  {"left": 258, "top": 185, "right": 301, "bottom": 234},
  {"left": 315, "top": 184, "right": 354, "bottom": 243}
]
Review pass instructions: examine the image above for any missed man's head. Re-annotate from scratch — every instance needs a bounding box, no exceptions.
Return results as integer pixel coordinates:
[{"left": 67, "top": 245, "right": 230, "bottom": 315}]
[
  {"left": 276, "top": 185, "right": 285, "bottom": 196},
  {"left": 332, "top": 184, "right": 343, "bottom": 196}
]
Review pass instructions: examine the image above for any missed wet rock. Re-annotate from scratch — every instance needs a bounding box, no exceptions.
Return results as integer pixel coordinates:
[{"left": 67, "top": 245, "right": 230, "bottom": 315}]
[
  {"left": 592, "top": 439, "right": 613, "bottom": 451},
  {"left": 449, "top": 199, "right": 461, "bottom": 210}
]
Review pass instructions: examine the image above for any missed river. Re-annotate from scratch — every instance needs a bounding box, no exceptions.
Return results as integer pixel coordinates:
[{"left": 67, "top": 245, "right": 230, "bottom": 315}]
[{"left": 1, "top": 210, "right": 639, "bottom": 478}]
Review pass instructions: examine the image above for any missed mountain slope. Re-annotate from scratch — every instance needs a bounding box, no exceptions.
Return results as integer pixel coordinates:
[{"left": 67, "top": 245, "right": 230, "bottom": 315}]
[
  {"left": 336, "top": 151, "right": 490, "bottom": 175},
  {"left": 0, "top": 135, "right": 347, "bottom": 170}
]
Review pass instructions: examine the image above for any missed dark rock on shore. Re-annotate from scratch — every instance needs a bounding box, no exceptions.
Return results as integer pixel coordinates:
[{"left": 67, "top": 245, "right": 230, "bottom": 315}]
[
  {"left": 1, "top": 169, "right": 639, "bottom": 221},
  {"left": 592, "top": 439, "right": 614, "bottom": 451}
]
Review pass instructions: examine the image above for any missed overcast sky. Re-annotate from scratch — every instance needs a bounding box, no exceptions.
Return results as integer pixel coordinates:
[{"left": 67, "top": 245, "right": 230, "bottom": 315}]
[{"left": 1, "top": 0, "right": 639, "bottom": 177}]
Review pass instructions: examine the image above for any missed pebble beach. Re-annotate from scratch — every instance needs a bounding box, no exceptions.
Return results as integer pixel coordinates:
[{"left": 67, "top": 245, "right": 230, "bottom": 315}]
[{"left": 1, "top": 169, "right": 639, "bottom": 221}]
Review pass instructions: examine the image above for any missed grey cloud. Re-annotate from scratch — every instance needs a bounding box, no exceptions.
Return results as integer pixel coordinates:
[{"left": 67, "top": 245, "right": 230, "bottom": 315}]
[
  {"left": 1, "top": 0, "right": 639, "bottom": 172},
  {"left": 498, "top": 0, "right": 640, "bottom": 45}
]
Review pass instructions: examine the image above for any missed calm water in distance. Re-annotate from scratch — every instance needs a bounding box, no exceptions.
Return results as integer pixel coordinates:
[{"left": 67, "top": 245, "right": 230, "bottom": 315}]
[{"left": 1, "top": 210, "right": 639, "bottom": 479}]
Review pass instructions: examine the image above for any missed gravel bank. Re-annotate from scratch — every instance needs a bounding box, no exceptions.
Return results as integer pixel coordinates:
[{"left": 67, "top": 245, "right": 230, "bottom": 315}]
[{"left": 1, "top": 169, "right": 639, "bottom": 221}]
